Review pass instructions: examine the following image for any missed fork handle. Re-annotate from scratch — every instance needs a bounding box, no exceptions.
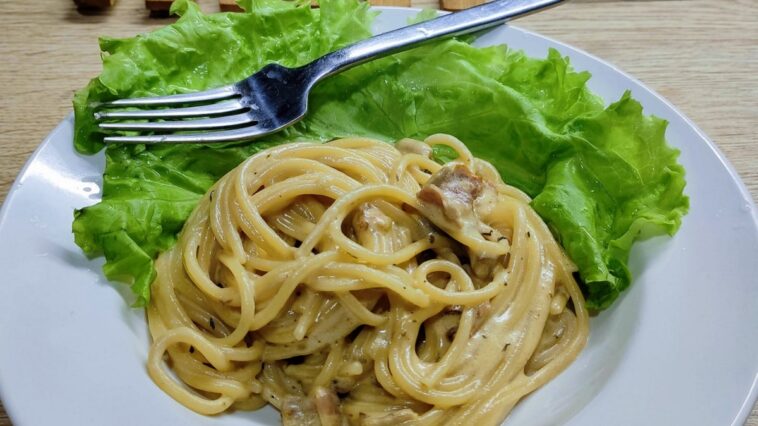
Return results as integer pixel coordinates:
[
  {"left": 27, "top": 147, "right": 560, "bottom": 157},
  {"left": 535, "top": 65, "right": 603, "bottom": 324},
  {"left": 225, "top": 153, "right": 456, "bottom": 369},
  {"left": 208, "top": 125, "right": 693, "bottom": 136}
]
[{"left": 308, "top": 0, "right": 565, "bottom": 82}]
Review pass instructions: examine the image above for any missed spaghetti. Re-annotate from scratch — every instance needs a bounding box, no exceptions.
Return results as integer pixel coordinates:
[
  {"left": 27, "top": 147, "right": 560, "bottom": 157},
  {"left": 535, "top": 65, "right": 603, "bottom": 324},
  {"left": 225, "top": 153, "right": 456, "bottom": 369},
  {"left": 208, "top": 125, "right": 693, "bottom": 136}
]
[{"left": 146, "top": 134, "right": 589, "bottom": 425}]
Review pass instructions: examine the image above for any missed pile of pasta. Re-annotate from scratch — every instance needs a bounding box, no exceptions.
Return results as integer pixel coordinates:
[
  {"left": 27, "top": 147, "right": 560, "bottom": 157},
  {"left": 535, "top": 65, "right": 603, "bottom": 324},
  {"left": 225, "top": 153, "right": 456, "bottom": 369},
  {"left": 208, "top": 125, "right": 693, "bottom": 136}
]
[{"left": 146, "top": 134, "right": 588, "bottom": 425}]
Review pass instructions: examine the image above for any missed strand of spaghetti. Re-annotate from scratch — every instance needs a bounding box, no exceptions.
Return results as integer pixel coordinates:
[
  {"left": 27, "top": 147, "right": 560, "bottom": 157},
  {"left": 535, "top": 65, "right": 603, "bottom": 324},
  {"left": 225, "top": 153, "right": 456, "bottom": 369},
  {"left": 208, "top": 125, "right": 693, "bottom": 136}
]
[
  {"left": 317, "top": 263, "right": 429, "bottom": 306},
  {"left": 270, "top": 214, "right": 312, "bottom": 242},
  {"left": 147, "top": 327, "right": 236, "bottom": 414},
  {"left": 293, "top": 288, "right": 320, "bottom": 340},
  {"left": 295, "top": 184, "right": 420, "bottom": 258},
  {"left": 390, "top": 153, "right": 442, "bottom": 185},
  {"left": 387, "top": 307, "right": 481, "bottom": 406},
  {"left": 412, "top": 259, "right": 505, "bottom": 306},
  {"left": 421, "top": 306, "right": 477, "bottom": 387},
  {"left": 209, "top": 177, "right": 245, "bottom": 261},
  {"left": 182, "top": 212, "right": 240, "bottom": 303},
  {"left": 249, "top": 251, "right": 338, "bottom": 330},
  {"left": 249, "top": 176, "right": 352, "bottom": 217},
  {"left": 312, "top": 340, "right": 345, "bottom": 389},
  {"left": 211, "top": 253, "right": 255, "bottom": 345},
  {"left": 425, "top": 134, "right": 474, "bottom": 168},
  {"left": 233, "top": 165, "right": 294, "bottom": 259},
  {"left": 169, "top": 354, "right": 258, "bottom": 397},
  {"left": 336, "top": 291, "right": 386, "bottom": 326},
  {"left": 275, "top": 145, "right": 388, "bottom": 183}
]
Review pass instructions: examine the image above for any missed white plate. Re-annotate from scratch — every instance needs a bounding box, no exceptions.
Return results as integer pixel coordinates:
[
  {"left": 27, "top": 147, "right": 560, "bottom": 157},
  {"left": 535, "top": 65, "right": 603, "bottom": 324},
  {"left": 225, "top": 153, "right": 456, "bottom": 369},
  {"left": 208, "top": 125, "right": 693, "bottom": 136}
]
[{"left": 1, "top": 8, "right": 756, "bottom": 426}]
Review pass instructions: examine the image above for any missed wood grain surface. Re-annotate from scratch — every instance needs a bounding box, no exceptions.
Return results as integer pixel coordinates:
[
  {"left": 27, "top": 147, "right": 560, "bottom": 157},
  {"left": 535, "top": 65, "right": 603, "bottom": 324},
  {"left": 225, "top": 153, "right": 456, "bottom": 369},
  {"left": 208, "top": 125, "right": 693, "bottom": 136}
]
[{"left": 0, "top": 0, "right": 756, "bottom": 424}]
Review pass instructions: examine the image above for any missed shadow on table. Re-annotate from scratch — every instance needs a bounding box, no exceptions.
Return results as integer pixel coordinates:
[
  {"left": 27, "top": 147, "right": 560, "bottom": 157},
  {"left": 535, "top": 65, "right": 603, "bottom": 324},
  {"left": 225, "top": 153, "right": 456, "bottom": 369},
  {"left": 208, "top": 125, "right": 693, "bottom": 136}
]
[{"left": 64, "top": 1, "right": 176, "bottom": 25}]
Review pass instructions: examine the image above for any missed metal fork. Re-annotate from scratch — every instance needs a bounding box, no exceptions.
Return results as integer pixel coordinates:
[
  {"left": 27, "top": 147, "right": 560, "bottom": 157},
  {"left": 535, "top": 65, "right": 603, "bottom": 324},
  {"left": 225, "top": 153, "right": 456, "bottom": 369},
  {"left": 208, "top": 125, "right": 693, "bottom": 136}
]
[{"left": 97, "top": 0, "right": 564, "bottom": 144}]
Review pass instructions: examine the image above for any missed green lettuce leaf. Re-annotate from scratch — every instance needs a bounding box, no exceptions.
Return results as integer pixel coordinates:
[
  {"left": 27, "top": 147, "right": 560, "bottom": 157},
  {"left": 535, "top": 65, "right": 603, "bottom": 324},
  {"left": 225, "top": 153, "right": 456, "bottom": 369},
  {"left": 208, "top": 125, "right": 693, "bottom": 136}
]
[
  {"left": 72, "top": 0, "right": 688, "bottom": 309},
  {"left": 531, "top": 93, "right": 688, "bottom": 309},
  {"left": 73, "top": 0, "right": 374, "bottom": 306}
]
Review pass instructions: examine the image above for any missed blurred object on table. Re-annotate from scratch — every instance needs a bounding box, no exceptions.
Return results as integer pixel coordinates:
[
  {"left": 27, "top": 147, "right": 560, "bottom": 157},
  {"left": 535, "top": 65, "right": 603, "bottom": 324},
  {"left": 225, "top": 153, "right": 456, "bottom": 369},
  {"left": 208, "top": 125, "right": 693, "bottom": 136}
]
[
  {"left": 369, "top": 0, "right": 412, "bottom": 6},
  {"left": 145, "top": 0, "right": 417, "bottom": 14},
  {"left": 74, "top": 0, "right": 116, "bottom": 9},
  {"left": 145, "top": 0, "right": 172, "bottom": 16},
  {"left": 219, "top": 0, "right": 243, "bottom": 11},
  {"left": 440, "top": 0, "right": 484, "bottom": 11}
]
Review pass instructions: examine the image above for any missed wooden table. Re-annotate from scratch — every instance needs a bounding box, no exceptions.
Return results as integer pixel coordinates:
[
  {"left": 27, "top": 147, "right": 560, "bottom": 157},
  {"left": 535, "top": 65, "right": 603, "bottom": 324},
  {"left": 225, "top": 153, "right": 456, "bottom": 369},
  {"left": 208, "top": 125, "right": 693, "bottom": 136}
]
[{"left": 0, "top": 0, "right": 756, "bottom": 424}]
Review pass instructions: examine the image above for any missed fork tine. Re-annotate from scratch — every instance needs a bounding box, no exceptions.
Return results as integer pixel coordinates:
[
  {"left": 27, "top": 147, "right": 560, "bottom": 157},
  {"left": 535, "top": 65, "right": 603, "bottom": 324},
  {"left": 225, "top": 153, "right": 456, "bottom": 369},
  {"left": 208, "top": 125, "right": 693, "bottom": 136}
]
[
  {"left": 95, "top": 99, "right": 246, "bottom": 120},
  {"left": 98, "top": 112, "right": 255, "bottom": 132},
  {"left": 103, "top": 123, "right": 272, "bottom": 144},
  {"left": 98, "top": 85, "right": 239, "bottom": 108}
]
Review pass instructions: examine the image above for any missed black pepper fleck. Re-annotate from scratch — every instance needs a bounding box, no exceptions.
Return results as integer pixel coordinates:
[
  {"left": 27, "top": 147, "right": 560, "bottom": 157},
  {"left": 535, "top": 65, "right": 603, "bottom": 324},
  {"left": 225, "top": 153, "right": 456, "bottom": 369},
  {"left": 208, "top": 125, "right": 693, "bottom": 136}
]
[{"left": 209, "top": 317, "right": 216, "bottom": 330}]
